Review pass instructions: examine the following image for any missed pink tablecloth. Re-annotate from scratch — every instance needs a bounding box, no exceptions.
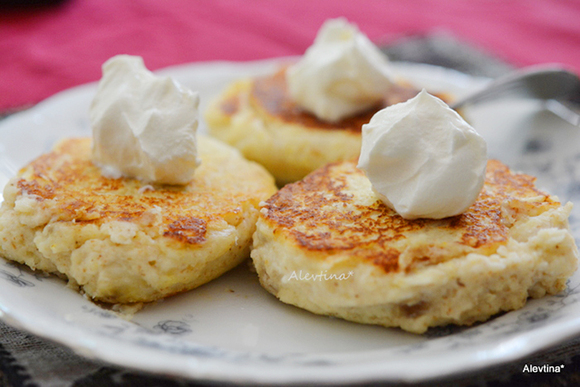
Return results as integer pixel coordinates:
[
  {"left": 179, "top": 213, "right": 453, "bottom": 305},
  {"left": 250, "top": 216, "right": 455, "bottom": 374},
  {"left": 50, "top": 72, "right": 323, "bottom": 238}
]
[{"left": 1, "top": 0, "right": 580, "bottom": 112}]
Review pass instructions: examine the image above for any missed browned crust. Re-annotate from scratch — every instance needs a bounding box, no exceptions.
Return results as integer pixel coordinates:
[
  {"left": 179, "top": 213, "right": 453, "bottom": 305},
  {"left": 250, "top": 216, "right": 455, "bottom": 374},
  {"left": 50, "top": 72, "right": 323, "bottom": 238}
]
[
  {"left": 220, "top": 67, "right": 448, "bottom": 133},
  {"left": 15, "top": 137, "right": 273, "bottom": 246},
  {"left": 260, "top": 159, "right": 559, "bottom": 273},
  {"left": 163, "top": 216, "right": 207, "bottom": 244}
]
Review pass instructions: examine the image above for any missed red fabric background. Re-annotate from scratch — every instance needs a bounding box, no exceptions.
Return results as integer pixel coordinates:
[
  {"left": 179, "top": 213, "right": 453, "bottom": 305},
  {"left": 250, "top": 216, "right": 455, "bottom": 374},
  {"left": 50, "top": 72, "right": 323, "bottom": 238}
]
[{"left": 1, "top": 0, "right": 580, "bottom": 111}]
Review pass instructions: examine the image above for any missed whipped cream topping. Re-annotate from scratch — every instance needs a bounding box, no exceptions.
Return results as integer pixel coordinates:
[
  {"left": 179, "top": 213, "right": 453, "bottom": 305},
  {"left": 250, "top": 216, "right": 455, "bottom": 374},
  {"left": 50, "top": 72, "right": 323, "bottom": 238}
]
[
  {"left": 286, "top": 18, "right": 394, "bottom": 122},
  {"left": 90, "top": 55, "right": 200, "bottom": 185},
  {"left": 357, "top": 90, "right": 488, "bottom": 219}
]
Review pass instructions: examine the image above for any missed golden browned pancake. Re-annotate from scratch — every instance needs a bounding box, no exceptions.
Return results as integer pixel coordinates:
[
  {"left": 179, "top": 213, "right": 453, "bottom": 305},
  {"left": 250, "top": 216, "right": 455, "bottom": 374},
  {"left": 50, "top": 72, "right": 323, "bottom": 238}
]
[
  {"left": 205, "top": 68, "right": 454, "bottom": 185},
  {"left": 249, "top": 68, "right": 419, "bottom": 133},
  {"left": 0, "top": 136, "right": 277, "bottom": 304},
  {"left": 251, "top": 159, "right": 578, "bottom": 333}
]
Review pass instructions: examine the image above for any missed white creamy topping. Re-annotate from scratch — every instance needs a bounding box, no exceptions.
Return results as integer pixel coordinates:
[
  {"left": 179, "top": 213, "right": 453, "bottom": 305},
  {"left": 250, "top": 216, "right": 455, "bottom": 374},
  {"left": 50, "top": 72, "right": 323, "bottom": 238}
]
[
  {"left": 286, "top": 18, "right": 394, "bottom": 122},
  {"left": 90, "top": 55, "right": 200, "bottom": 185},
  {"left": 357, "top": 90, "right": 488, "bottom": 219}
]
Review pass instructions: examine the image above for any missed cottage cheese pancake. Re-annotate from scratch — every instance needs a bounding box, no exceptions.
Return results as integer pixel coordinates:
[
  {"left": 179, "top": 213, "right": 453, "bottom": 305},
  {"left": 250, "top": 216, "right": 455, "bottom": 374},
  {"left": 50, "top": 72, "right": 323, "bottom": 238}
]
[
  {"left": 205, "top": 18, "right": 456, "bottom": 186},
  {"left": 251, "top": 159, "right": 578, "bottom": 333},
  {"left": 205, "top": 67, "right": 439, "bottom": 185},
  {"left": 0, "top": 136, "right": 277, "bottom": 304}
]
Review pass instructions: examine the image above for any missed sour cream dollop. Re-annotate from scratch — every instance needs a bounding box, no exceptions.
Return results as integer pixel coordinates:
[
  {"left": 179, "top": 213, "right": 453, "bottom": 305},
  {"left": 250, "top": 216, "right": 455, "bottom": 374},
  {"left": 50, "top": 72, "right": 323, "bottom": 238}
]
[
  {"left": 90, "top": 55, "right": 200, "bottom": 185},
  {"left": 357, "top": 90, "right": 488, "bottom": 219},
  {"left": 286, "top": 18, "right": 394, "bottom": 122}
]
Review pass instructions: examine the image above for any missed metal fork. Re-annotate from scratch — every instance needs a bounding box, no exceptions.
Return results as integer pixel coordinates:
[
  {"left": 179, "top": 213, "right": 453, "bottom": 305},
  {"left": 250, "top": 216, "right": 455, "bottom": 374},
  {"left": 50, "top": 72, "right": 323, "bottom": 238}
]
[{"left": 451, "top": 65, "right": 580, "bottom": 126}]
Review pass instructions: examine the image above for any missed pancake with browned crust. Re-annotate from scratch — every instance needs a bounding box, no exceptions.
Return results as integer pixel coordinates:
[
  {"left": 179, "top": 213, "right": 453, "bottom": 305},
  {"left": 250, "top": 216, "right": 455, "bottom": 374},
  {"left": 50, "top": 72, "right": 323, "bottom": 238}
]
[
  {"left": 205, "top": 67, "right": 453, "bottom": 185},
  {"left": 0, "top": 136, "right": 277, "bottom": 304},
  {"left": 251, "top": 159, "right": 578, "bottom": 333}
]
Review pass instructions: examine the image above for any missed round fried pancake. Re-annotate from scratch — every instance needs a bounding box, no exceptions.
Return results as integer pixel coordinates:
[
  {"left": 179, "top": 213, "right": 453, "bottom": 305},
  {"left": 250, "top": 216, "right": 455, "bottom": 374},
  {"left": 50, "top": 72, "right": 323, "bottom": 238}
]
[
  {"left": 251, "top": 159, "right": 578, "bottom": 333},
  {"left": 205, "top": 68, "right": 438, "bottom": 185},
  {"left": 0, "top": 136, "right": 277, "bottom": 304}
]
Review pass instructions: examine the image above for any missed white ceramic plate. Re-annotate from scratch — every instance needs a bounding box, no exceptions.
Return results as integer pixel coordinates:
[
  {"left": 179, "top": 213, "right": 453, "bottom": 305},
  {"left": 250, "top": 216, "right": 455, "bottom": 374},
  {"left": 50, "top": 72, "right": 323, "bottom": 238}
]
[{"left": 1, "top": 59, "right": 580, "bottom": 385}]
